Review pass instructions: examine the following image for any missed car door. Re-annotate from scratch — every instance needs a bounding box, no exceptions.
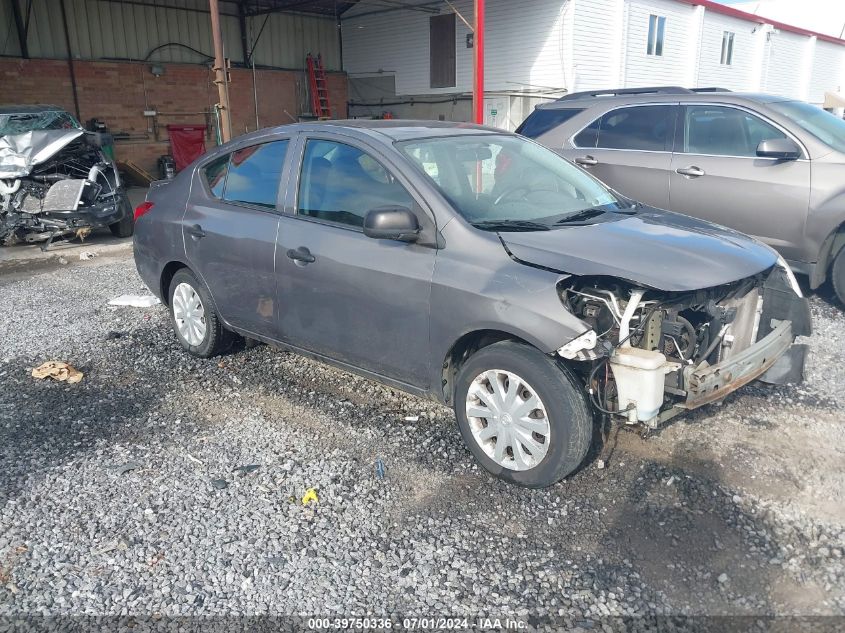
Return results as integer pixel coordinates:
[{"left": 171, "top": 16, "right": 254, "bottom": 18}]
[
  {"left": 668, "top": 104, "right": 811, "bottom": 260},
  {"left": 182, "top": 137, "right": 292, "bottom": 337},
  {"left": 559, "top": 104, "right": 676, "bottom": 209},
  {"left": 274, "top": 134, "right": 437, "bottom": 388}
]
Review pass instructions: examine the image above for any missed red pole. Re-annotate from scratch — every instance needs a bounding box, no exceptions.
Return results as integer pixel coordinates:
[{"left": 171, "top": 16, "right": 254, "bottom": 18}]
[{"left": 473, "top": 0, "right": 485, "bottom": 124}]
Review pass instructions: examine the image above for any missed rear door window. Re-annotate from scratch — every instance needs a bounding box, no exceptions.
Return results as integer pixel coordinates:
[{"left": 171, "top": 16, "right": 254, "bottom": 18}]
[
  {"left": 682, "top": 105, "right": 788, "bottom": 157},
  {"left": 574, "top": 105, "right": 673, "bottom": 151},
  {"left": 516, "top": 108, "right": 584, "bottom": 138},
  {"left": 223, "top": 140, "right": 289, "bottom": 209}
]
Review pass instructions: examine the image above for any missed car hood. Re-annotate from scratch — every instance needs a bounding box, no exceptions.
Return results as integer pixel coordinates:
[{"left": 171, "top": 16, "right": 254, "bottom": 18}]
[
  {"left": 0, "top": 129, "right": 85, "bottom": 179},
  {"left": 498, "top": 208, "right": 777, "bottom": 292}
]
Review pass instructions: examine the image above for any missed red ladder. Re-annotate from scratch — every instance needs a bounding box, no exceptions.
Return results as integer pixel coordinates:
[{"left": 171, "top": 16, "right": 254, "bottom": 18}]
[{"left": 306, "top": 53, "right": 331, "bottom": 119}]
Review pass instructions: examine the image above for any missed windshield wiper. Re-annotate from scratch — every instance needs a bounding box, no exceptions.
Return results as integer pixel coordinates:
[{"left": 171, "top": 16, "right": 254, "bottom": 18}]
[
  {"left": 554, "top": 208, "right": 607, "bottom": 224},
  {"left": 471, "top": 219, "right": 551, "bottom": 232}
]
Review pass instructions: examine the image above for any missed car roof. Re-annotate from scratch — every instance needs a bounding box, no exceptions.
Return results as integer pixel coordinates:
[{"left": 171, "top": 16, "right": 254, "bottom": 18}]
[
  {"left": 235, "top": 119, "right": 506, "bottom": 146},
  {"left": 0, "top": 104, "right": 69, "bottom": 115},
  {"left": 534, "top": 89, "right": 796, "bottom": 110}
]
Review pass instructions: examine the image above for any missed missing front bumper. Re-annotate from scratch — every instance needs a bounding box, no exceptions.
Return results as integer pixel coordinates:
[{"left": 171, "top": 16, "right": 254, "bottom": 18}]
[{"left": 682, "top": 318, "right": 800, "bottom": 409}]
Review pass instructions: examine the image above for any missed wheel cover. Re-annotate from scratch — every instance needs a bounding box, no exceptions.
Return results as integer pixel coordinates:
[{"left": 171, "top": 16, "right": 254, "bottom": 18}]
[
  {"left": 465, "top": 369, "right": 551, "bottom": 471},
  {"left": 172, "top": 282, "right": 207, "bottom": 346}
]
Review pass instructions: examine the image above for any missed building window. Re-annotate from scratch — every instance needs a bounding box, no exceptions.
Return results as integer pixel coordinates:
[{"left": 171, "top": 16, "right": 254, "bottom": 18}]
[
  {"left": 430, "top": 13, "right": 456, "bottom": 88},
  {"left": 721, "top": 31, "right": 735, "bottom": 65},
  {"left": 647, "top": 14, "right": 666, "bottom": 56}
]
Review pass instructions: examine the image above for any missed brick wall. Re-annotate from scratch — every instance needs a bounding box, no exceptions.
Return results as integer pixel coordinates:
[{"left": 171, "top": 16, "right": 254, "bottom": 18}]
[{"left": 0, "top": 58, "right": 348, "bottom": 176}]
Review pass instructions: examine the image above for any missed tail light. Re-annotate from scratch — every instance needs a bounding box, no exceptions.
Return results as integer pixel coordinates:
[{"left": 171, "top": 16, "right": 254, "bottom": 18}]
[{"left": 134, "top": 201, "right": 154, "bottom": 221}]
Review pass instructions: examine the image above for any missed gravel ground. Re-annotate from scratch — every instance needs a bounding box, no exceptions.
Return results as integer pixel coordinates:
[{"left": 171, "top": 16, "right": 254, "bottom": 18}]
[{"left": 0, "top": 249, "right": 843, "bottom": 625}]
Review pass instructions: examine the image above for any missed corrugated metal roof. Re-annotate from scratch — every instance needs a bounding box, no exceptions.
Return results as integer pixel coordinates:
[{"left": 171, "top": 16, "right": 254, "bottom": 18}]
[{"left": 1, "top": 0, "right": 342, "bottom": 69}]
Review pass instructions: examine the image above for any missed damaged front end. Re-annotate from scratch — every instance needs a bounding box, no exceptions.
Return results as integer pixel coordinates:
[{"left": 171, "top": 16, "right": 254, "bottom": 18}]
[
  {"left": 0, "top": 119, "right": 129, "bottom": 248},
  {"left": 559, "top": 262, "right": 811, "bottom": 428}
]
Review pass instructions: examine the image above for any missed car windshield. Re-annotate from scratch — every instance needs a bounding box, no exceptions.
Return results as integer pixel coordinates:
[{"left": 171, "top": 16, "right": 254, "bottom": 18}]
[
  {"left": 769, "top": 100, "right": 845, "bottom": 153},
  {"left": 396, "top": 134, "right": 624, "bottom": 229},
  {"left": 0, "top": 110, "right": 82, "bottom": 136}
]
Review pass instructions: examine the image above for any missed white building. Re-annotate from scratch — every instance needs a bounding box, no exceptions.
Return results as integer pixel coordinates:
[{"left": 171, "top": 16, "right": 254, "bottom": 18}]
[{"left": 341, "top": 0, "right": 845, "bottom": 129}]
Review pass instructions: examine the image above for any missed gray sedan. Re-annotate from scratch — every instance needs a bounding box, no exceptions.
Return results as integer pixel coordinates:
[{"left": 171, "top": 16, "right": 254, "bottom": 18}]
[{"left": 133, "top": 121, "right": 809, "bottom": 487}]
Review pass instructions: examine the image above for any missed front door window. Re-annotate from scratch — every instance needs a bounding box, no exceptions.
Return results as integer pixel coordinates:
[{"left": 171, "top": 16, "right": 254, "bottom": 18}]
[{"left": 297, "top": 140, "right": 414, "bottom": 228}]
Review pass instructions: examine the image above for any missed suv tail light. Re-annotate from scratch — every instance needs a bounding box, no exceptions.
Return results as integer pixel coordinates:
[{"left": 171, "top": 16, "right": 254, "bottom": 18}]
[{"left": 134, "top": 201, "right": 154, "bottom": 221}]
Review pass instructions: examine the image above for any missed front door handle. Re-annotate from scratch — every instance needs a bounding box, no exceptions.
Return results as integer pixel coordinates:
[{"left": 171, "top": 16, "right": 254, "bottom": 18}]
[
  {"left": 676, "top": 166, "right": 705, "bottom": 178},
  {"left": 575, "top": 155, "right": 599, "bottom": 167},
  {"left": 186, "top": 224, "right": 206, "bottom": 240},
  {"left": 286, "top": 246, "right": 316, "bottom": 265}
]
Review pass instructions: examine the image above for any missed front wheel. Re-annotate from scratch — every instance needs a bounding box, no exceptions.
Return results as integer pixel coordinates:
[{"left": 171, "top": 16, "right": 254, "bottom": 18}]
[
  {"left": 454, "top": 341, "right": 593, "bottom": 488},
  {"left": 109, "top": 195, "right": 134, "bottom": 238},
  {"left": 168, "top": 269, "right": 232, "bottom": 357},
  {"left": 832, "top": 245, "right": 845, "bottom": 306}
]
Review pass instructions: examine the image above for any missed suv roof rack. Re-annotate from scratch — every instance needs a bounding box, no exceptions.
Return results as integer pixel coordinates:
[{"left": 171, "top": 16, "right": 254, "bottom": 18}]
[
  {"left": 555, "top": 86, "right": 734, "bottom": 102},
  {"left": 556, "top": 86, "right": 694, "bottom": 101}
]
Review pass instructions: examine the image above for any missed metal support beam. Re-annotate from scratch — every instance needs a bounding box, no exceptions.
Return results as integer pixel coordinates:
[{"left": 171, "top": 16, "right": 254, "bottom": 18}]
[
  {"left": 237, "top": 2, "right": 250, "bottom": 64},
  {"left": 9, "top": 0, "right": 28, "bottom": 58},
  {"left": 59, "top": 0, "right": 81, "bottom": 121},
  {"left": 209, "top": 0, "right": 232, "bottom": 143},
  {"left": 472, "top": 0, "right": 484, "bottom": 124}
]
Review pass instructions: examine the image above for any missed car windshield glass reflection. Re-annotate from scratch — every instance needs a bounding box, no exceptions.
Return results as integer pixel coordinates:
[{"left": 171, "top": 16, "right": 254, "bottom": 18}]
[{"left": 397, "top": 134, "right": 624, "bottom": 230}]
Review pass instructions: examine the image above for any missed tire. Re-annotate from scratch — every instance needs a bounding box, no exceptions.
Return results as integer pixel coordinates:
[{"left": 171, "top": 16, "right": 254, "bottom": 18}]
[
  {"left": 833, "top": 245, "right": 845, "bottom": 306},
  {"left": 168, "top": 268, "right": 232, "bottom": 358},
  {"left": 454, "top": 341, "right": 593, "bottom": 488},
  {"left": 109, "top": 195, "right": 134, "bottom": 238}
]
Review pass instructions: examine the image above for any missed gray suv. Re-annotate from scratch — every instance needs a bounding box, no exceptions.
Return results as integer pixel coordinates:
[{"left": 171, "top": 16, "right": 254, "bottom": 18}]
[
  {"left": 518, "top": 87, "right": 845, "bottom": 303},
  {"left": 133, "top": 121, "right": 808, "bottom": 487}
]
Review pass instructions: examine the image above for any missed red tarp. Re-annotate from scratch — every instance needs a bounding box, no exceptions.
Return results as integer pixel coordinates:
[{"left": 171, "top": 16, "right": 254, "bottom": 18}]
[{"left": 167, "top": 125, "right": 207, "bottom": 171}]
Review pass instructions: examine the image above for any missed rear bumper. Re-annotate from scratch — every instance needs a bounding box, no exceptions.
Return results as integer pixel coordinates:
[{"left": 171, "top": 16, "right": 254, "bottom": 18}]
[{"left": 682, "top": 318, "right": 804, "bottom": 409}]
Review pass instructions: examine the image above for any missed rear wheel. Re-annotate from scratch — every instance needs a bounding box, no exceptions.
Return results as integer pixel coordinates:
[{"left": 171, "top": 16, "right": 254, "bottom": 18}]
[
  {"left": 168, "top": 269, "right": 232, "bottom": 357},
  {"left": 833, "top": 246, "right": 845, "bottom": 306},
  {"left": 454, "top": 341, "right": 593, "bottom": 488},
  {"left": 109, "top": 195, "right": 134, "bottom": 238}
]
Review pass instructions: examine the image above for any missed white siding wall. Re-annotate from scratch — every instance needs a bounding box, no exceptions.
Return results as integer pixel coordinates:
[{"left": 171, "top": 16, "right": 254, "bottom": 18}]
[
  {"left": 571, "top": 0, "right": 622, "bottom": 91},
  {"left": 762, "top": 30, "right": 810, "bottom": 98},
  {"left": 342, "top": 0, "right": 571, "bottom": 95},
  {"left": 809, "top": 40, "right": 845, "bottom": 104},
  {"left": 343, "top": 0, "right": 845, "bottom": 109},
  {"left": 696, "top": 11, "right": 762, "bottom": 90},
  {"left": 622, "top": 0, "right": 697, "bottom": 87}
]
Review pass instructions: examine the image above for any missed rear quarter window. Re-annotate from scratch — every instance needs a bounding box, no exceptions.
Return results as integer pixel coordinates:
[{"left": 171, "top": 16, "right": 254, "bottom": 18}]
[
  {"left": 516, "top": 108, "right": 584, "bottom": 138},
  {"left": 201, "top": 155, "right": 229, "bottom": 198}
]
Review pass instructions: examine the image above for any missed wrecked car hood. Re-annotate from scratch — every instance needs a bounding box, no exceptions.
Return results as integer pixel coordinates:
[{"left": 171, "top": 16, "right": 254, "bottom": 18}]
[
  {"left": 500, "top": 208, "right": 777, "bottom": 292},
  {"left": 0, "top": 129, "right": 85, "bottom": 179}
]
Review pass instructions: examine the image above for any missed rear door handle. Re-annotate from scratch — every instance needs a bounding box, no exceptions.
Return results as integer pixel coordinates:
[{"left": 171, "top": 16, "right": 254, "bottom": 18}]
[
  {"left": 286, "top": 246, "right": 316, "bottom": 265},
  {"left": 575, "top": 155, "right": 598, "bottom": 167},
  {"left": 186, "top": 224, "right": 206, "bottom": 239},
  {"left": 676, "top": 166, "right": 705, "bottom": 178}
]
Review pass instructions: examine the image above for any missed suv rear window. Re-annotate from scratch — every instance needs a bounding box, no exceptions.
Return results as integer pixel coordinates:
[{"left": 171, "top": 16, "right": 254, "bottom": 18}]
[
  {"left": 516, "top": 108, "right": 584, "bottom": 138},
  {"left": 574, "top": 105, "right": 673, "bottom": 151}
]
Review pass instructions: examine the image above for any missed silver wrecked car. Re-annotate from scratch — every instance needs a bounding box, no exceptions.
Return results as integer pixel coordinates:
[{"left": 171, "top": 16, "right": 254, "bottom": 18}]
[
  {"left": 133, "top": 121, "right": 810, "bottom": 487},
  {"left": 0, "top": 105, "right": 132, "bottom": 247}
]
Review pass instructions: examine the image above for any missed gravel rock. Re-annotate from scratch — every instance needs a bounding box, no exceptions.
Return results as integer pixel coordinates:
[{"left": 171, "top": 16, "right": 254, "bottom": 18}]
[{"left": 0, "top": 251, "right": 843, "bottom": 618}]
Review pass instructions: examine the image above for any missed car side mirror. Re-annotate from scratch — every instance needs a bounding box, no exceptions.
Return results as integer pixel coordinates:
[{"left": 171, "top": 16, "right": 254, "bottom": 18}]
[
  {"left": 363, "top": 206, "right": 420, "bottom": 242},
  {"left": 756, "top": 138, "right": 800, "bottom": 160}
]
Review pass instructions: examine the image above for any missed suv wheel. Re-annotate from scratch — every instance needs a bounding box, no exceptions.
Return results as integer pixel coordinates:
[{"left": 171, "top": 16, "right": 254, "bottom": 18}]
[
  {"left": 454, "top": 341, "right": 592, "bottom": 488},
  {"left": 168, "top": 269, "right": 232, "bottom": 357},
  {"left": 832, "top": 246, "right": 845, "bottom": 306}
]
